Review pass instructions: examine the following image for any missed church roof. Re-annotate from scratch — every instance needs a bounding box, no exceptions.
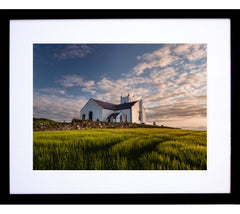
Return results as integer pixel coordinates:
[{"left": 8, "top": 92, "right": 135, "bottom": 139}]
[
  {"left": 115, "top": 101, "right": 138, "bottom": 110},
  {"left": 92, "top": 99, "right": 116, "bottom": 110},
  {"left": 107, "top": 112, "right": 120, "bottom": 119},
  {"left": 92, "top": 99, "right": 138, "bottom": 110}
]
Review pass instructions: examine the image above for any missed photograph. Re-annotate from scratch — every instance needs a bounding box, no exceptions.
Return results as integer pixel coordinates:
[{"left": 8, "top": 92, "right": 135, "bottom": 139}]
[
  {"left": 33, "top": 43, "right": 207, "bottom": 170},
  {"left": 6, "top": 9, "right": 235, "bottom": 202}
]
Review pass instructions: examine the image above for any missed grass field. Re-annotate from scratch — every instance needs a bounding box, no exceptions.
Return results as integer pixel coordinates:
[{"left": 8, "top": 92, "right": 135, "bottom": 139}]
[{"left": 33, "top": 128, "right": 207, "bottom": 170}]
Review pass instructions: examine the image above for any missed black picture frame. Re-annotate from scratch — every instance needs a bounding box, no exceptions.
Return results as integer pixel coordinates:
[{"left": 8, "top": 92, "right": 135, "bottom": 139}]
[{"left": 1, "top": 9, "right": 240, "bottom": 204}]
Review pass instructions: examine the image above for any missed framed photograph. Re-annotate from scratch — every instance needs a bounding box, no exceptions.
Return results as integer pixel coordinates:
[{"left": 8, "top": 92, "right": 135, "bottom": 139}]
[{"left": 2, "top": 10, "right": 240, "bottom": 204}]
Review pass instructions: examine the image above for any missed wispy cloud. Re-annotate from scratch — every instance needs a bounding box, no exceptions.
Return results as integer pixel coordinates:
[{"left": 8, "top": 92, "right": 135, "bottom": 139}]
[
  {"left": 56, "top": 75, "right": 96, "bottom": 94},
  {"left": 96, "top": 76, "right": 150, "bottom": 103},
  {"left": 33, "top": 92, "right": 87, "bottom": 121},
  {"left": 53, "top": 44, "right": 93, "bottom": 60},
  {"left": 38, "top": 88, "right": 66, "bottom": 95},
  {"left": 132, "top": 44, "right": 207, "bottom": 128}
]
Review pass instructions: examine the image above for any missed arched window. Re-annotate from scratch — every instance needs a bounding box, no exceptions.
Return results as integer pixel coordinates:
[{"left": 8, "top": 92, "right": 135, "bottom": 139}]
[
  {"left": 89, "top": 111, "right": 93, "bottom": 121},
  {"left": 82, "top": 114, "right": 86, "bottom": 120},
  {"left": 120, "top": 115, "right": 123, "bottom": 122}
]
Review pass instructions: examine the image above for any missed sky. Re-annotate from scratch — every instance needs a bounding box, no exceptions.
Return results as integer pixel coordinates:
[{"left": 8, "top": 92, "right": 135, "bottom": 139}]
[{"left": 33, "top": 44, "right": 207, "bottom": 130}]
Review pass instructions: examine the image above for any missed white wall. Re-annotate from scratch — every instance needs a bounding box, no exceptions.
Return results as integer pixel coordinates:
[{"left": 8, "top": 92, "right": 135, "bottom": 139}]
[
  {"left": 80, "top": 99, "right": 102, "bottom": 121},
  {"left": 131, "top": 101, "right": 141, "bottom": 123},
  {"left": 129, "top": 100, "right": 146, "bottom": 124},
  {"left": 115, "top": 112, "right": 123, "bottom": 122},
  {"left": 119, "top": 109, "right": 131, "bottom": 122},
  {"left": 102, "top": 109, "right": 116, "bottom": 122}
]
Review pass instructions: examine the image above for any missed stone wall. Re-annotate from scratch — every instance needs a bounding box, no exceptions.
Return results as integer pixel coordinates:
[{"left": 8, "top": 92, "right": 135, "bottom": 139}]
[{"left": 33, "top": 120, "right": 179, "bottom": 131}]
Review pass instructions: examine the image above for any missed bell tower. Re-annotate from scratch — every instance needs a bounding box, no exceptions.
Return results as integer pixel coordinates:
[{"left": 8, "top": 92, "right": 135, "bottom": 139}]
[{"left": 120, "top": 93, "right": 135, "bottom": 104}]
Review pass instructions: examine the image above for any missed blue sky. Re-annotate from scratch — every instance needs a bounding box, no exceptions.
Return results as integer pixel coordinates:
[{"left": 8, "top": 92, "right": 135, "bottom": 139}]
[{"left": 33, "top": 44, "right": 207, "bottom": 129}]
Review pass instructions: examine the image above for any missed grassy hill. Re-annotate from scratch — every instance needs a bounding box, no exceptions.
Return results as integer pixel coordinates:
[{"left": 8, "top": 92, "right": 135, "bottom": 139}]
[
  {"left": 33, "top": 128, "right": 207, "bottom": 170},
  {"left": 33, "top": 117, "right": 61, "bottom": 127}
]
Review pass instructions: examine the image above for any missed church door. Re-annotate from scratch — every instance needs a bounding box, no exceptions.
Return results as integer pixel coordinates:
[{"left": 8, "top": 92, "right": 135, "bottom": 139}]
[{"left": 89, "top": 111, "right": 93, "bottom": 121}]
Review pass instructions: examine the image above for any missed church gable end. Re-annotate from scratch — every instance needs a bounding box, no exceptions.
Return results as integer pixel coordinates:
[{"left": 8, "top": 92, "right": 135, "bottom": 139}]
[{"left": 80, "top": 99, "right": 103, "bottom": 121}]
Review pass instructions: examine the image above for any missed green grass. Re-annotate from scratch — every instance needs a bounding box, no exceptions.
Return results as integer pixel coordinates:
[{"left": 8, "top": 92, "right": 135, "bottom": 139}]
[
  {"left": 33, "top": 128, "right": 207, "bottom": 170},
  {"left": 33, "top": 117, "right": 61, "bottom": 127}
]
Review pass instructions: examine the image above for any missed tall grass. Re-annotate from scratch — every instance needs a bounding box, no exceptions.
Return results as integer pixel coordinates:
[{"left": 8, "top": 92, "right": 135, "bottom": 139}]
[{"left": 33, "top": 128, "right": 207, "bottom": 170}]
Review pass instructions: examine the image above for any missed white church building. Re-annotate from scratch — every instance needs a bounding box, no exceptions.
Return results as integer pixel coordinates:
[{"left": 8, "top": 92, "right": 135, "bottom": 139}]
[{"left": 80, "top": 94, "right": 146, "bottom": 124}]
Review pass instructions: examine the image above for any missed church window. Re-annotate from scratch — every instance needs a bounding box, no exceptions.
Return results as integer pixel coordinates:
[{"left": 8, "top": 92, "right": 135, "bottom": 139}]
[
  {"left": 120, "top": 115, "right": 123, "bottom": 122},
  {"left": 89, "top": 111, "right": 93, "bottom": 121},
  {"left": 82, "top": 114, "right": 86, "bottom": 120},
  {"left": 138, "top": 111, "right": 141, "bottom": 120}
]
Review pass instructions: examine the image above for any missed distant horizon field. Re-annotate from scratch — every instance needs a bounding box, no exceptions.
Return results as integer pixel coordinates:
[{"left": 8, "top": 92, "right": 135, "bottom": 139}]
[{"left": 33, "top": 128, "right": 207, "bottom": 170}]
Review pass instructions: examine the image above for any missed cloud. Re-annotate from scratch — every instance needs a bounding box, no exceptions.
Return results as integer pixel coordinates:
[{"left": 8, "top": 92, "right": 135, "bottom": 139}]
[
  {"left": 133, "top": 45, "right": 177, "bottom": 76},
  {"left": 131, "top": 44, "right": 207, "bottom": 128},
  {"left": 33, "top": 92, "right": 87, "bottom": 121},
  {"left": 173, "top": 44, "right": 207, "bottom": 61},
  {"left": 81, "top": 80, "right": 96, "bottom": 94},
  {"left": 39, "top": 88, "right": 66, "bottom": 95},
  {"left": 56, "top": 75, "right": 84, "bottom": 87},
  {"left": 56, "top": 75, "right": 96, "bottom": 94},
  {"left": 54, "top": 44, "right": 93, "bottom": 60},
  {"left": 173, "top": 44, "right": 196, "bottom": 55},
  {"left": 147, "top": 102, "right": 206, "bottom": 120},
  {"left": 138, "top": 45, "right": 172, "bottom": 62},
  {"left": 96, "top": 76, "right": 151, "bottom": 104},
  {"left": 132, "top": 44, "right": 206, "bottom": 77},
  {"left": 149, "top": 67, "right": 177, "bottom": 84}
]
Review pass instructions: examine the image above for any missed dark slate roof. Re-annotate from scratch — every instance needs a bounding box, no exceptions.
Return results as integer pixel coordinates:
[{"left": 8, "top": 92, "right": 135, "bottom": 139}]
[
  {"left": 92, "top": 99, "right": 138, "bottom": 110},
  {"left": 115, "top": 101, "right": 138, "bottom": 110},
  {"left": 92, "top": 99, "right": 116, "bottom": 110},
  {"left": 107, "top": 112, "right": 120, "bottom": 119}
]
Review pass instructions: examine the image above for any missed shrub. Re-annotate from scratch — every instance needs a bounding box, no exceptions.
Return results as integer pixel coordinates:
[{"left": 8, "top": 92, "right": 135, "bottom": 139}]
[{"left": 72, "top": 118, "right": 80, "bottom": 123}]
